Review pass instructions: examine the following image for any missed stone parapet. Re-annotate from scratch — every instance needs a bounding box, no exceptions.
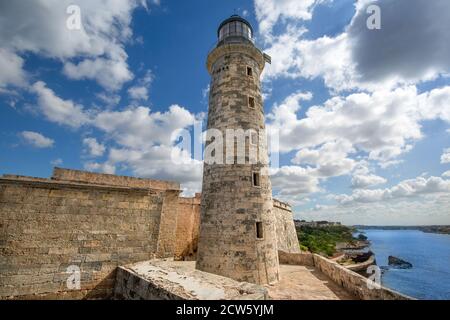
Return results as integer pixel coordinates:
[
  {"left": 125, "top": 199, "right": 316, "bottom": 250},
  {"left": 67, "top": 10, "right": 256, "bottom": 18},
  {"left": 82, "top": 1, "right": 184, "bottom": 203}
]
[{"left": 52, "top": 168, "right": 180, "bottom": 191}]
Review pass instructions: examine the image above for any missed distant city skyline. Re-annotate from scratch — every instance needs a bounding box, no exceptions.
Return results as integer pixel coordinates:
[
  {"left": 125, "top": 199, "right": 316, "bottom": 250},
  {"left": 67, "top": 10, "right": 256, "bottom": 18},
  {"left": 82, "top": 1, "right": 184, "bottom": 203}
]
[{"left": 0, "top": 0, "right": 449, "bottom": 225}]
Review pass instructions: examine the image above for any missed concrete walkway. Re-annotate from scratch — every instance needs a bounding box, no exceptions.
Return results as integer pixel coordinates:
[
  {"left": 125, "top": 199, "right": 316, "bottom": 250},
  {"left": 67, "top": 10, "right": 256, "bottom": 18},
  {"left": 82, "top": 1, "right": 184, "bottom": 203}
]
[{"left": 267, "top": 264, "right": 356, "bottom": 300}]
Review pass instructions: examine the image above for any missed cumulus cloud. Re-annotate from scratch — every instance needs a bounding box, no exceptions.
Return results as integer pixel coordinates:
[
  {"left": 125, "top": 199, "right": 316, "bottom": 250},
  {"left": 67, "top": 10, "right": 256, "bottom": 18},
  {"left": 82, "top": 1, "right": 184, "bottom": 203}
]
[
  {"left": 348, "top": 0, "right": 450, "bottom": 84},
  {"left": 107, "top": 146, "right": 203, "bottom": 194},
  {"left": 20, "top": 131, "right": 54, "bottom": 148},
  {"left": 441, "top": 148, "right": 450, "bottom": 164},
  {"left": 443, "top": 170, "right": 450, "bottom": 178},
  {"left": 31, "top": 81, "right": 90, "bottom": 128},
  {"left": 351, "top": 174, "right": 387, "bottom": 189},
  {"left": 260, "top": 0, "right": 450, "bottom": 91},
  {"left": 0, "top": 49, "right": 26, "bottom": 88},
  {"left": 91, "top": 105, "right": 202, "bottom": 194},
  {"left": 271, "top": 166, "right": 321, "bottom": 205},
  {"left": 336, "top": 176, "right": 450, "bottom": 205},
  {"left": 301, "top": 195, "right": 450, "bottom": 226},
  {"left": 63, "top": 53, "right": 133, "bottom": 91},
  {"left": 94, "top": 105, "right": 195, "bottom": 148},
  {"left": 127, "top": 70, "right": 153, "bottom": 101},
  {"left": 268, "top": 86, "right": 450, "bottom": 166},
  {"left": 83, "top": 138, "right": 106, "bottom": 157},
  {"left": 254, "top": 0, "right": 317, "bottom": 40},
  {"left": 0, "top": 0, "right": 153, "bottom": 90},
  {"left": 292, "top": 140, "right": 356, "bottom": 177},
  {"left": 84, "top": 162, "right": 116, "bottom": 175}
]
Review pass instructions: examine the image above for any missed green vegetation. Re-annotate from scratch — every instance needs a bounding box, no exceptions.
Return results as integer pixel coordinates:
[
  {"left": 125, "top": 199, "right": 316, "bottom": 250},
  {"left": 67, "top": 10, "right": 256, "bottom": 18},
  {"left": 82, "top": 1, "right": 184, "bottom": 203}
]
[{"left": 297, "top": 225, "right": 356, "bottom": 257}]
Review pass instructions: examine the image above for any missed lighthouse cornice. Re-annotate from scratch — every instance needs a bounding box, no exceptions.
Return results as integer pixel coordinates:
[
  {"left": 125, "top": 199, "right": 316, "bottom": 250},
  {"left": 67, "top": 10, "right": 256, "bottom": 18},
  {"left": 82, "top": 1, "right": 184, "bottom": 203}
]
[{"left": 206, "top": 43, "right": 266, "bottom": 75}]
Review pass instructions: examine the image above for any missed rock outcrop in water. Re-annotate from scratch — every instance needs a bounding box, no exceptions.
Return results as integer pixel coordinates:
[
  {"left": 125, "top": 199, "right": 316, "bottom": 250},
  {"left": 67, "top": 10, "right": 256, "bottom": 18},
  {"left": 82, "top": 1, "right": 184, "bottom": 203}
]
[{"left": 388, "top": 256, "right": 413, "bottom": 269}]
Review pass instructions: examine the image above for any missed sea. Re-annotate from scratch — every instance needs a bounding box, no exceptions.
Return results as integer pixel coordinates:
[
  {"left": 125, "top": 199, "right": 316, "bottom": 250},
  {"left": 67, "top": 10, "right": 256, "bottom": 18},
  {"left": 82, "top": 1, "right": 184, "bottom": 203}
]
[{"left": 359, "top": 229, "right": 450, "bottom": 300}]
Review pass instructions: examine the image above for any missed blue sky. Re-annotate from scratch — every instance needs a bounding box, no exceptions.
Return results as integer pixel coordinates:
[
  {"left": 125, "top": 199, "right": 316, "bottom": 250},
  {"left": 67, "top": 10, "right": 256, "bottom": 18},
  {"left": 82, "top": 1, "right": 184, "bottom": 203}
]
[{"left": 1, "top": 0, "right": 449, "bottom": 225}]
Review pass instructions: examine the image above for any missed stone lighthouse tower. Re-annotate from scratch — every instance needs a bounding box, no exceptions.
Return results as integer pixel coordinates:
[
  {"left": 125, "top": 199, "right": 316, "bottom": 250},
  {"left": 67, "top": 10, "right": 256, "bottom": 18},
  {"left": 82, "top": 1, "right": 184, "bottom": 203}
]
[{"left": 196, "top": 15, "right": 280, "bottom": 285}]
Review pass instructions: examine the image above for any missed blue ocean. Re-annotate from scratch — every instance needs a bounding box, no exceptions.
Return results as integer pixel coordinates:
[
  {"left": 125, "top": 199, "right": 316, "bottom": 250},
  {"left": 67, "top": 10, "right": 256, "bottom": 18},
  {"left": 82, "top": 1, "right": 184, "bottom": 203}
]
[{"left": 361, "top": 229, "right": 450, "bottom": 300}]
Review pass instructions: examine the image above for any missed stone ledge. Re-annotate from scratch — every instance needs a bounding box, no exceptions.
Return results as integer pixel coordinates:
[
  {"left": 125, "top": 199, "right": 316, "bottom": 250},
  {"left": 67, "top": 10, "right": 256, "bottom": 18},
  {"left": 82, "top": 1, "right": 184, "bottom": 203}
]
[
  {"left": 0, "top": 177, "right": 154, "bottom": 194},
  {"left": 278, "top": 250, "right": 414, "bottom": 300},
  {"left": 114, "top": 260, "right": 268, "bottom": 300}
]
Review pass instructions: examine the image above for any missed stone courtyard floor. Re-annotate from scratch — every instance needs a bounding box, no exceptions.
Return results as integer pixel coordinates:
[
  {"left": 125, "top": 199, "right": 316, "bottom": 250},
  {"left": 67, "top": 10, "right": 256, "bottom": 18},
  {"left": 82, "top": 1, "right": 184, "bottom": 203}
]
[
  {"left": 118, "top": 260, "right": 356, "bottom": 300},
  {"left": 267, "top": 264, "right": 356, "bottom": 300}
]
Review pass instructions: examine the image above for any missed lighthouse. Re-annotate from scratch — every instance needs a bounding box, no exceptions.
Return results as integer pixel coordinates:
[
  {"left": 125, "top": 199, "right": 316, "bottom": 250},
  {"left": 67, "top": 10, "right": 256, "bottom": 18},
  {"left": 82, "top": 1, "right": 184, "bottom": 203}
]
[{"left": 196, "top": 15, "right": 280, "bottom": 285}]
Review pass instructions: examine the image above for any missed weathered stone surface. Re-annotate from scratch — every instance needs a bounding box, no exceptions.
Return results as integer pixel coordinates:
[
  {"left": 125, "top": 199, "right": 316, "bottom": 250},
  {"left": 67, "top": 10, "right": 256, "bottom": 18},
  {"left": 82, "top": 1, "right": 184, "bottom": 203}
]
[
  {"left": 196, "top": 38, "right": 280, "bottom": 285},
  {"left": 114, "top": 260, "right": 268, "bottom": 300},
  {"left": 0, "top": 172, "right": 183, "bottom": 299},
  {"left": 273, "top": 200, "right": 300, "bottom": 253},
  {"left": 277, "top": 251, "right": 413, "bottom": 300}
]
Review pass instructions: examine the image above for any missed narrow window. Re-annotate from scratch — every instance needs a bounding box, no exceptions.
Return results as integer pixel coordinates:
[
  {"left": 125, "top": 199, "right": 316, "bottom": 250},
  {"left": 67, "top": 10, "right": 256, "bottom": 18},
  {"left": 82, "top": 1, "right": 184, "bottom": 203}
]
[
  {"left": 253, "top": 171, "right": 260, "bottom": 187},
  {"left": 256, "top": 222, "right": 264, "bottom": 239},
  {"left": 248, "top": 96, "right": 255, "bottom": 109},
  {"left": 247, "top": 66, "right": 253, "bottom": 77}
]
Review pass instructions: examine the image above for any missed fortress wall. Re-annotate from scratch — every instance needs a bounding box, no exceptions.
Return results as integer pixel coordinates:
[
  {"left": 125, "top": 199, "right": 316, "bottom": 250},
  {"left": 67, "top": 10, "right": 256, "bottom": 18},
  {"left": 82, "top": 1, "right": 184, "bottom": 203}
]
[
  {"left": 174, "top": 195, "right": 201, "bottom": 261},
  {"left": 312, "top": 254, "right": 413, "bottom": 300},
  {"left": 52, "top": 168, "right": 180, "bottom": 191},
  {"left": 0, "top": 177, "right": 171, "bottom": 299},
  {"left": 155, "top": 190, "right": 181, "bottom": 258},
  {"left": 273, "top": 200, "right": 301, "bottom": 253},
  {"left": 277, "top": 250, "right": 413, "bottom": 300},
  {"left": 0, "top": 169, "right": 300, "bottom": 298}
]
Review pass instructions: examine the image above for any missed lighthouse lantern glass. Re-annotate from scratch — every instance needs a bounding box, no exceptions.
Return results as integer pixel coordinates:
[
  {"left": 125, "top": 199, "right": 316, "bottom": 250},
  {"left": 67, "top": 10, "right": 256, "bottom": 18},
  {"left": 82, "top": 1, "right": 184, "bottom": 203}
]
[{"left": 219, "top": 21, "right": 253, "bottom": 42}]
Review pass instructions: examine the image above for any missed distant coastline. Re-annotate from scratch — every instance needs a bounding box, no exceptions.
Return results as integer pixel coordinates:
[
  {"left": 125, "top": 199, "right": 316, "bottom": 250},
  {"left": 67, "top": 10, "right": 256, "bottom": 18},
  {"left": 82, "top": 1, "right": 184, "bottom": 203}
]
[{"left": 354, "top": 225, "right": 450, "bottom": 235}]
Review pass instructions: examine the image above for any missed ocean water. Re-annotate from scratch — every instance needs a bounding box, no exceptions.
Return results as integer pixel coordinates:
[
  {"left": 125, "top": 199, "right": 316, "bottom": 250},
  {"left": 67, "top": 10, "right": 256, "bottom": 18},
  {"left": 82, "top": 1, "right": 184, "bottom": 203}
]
[{"left": 361, "top": 229, "right": 450, "bottom": 300}]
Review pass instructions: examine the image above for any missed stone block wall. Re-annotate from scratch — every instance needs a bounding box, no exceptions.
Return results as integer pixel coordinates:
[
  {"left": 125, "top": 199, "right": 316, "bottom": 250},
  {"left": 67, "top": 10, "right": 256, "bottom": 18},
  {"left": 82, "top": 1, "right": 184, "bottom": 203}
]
[
  {"left": 273, "top": 200, "right": 300, "bottom": 253},
  {"left": 277, "top": 250, "right": 413, "bottom": 300},
  {"left": 0, "top": 168, "right": 300, "bottom": 299},
  {"left": 0, "top": 171, "right": 181, "bottom": 299},
  {"left": 312, "top": 254, "right": 412, "bottom": 300},
  {"left": 52, "top": 168, "right": 179, "bottom": 191},
  {"left": 174, "top": 195, "right": 201, "bottom": 261}
]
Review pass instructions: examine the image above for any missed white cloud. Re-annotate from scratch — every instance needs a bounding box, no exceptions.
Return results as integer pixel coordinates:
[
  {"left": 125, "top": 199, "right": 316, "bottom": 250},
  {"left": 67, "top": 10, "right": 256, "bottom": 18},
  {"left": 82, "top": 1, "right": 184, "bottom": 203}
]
[
  {"left": 292, "top": 139, "right": 356, "bottom": 178},
  {"left": 348, "top": 0, "right": 450, "bottom": 85},
  {"left": 254, "top": 0, "right": 317, "bottom": 40},
  {"left": 94, "top": 105, "right": 195, "bottom": 148},
  {"left": 20, "top": 131, "right": 54, "bottom": 148},
  {"left": 91, "top": 104, "right": 203, "bottom": 194},
  {"left": 441, "top": 148, "right": 450, "bottom": 164},
  {"left": 443, "top": 170, "right": 450, "bottom": 178},
  {"left": 0, "top": 49, "right": 26, "bottom": 88},
  {"left": 271, "top": 166, "right": 321, "bottom": 205},
  {"left": 259, "top": 0, "right": 450, "bottom": 92},
  {"left": 63, "top": 53, "right": 133, "bottom": 91},
  {"left": 302, "top": 195, "right": 450, "bottom": 226},
  {"left": 31, "top": 81, "right": 90, "bottom": 128},
  {"left": 268, "top": 86, "right": 450, "bottom": 166},
  {"left": 107, "top": 145, "right": 203, "bottom": 194},
  {"left": 336, "top": 176, "right": 450, "bottom": 205},
  {"left": 83, "top": 138, "right": 106, "bottom": 157},
  {"left": 351, "top": 174, "right": 387, "bottom": 189},
  {"left": 0, "top": 0, "right": 154, "bottom": 90},
  {"left": 84, "top": 162, "right": 116, "bottom": 175},
  {"left": 127, "top": 70, "right": 153, "bottom": 101}
]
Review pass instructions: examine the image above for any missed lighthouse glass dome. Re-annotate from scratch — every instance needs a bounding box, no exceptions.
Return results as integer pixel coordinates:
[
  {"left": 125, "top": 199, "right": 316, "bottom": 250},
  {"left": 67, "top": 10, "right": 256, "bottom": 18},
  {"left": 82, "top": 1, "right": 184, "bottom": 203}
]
[{"left": 218, "top": 15, "right": 253, "bottom": 44}]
